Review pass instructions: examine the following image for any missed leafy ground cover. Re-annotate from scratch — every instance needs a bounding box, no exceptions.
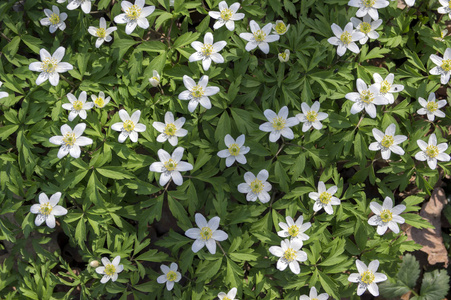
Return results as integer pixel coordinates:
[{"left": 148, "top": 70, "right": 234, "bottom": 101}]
[{"left": 0, "top": 0, "right": 451, "bottom": 299}]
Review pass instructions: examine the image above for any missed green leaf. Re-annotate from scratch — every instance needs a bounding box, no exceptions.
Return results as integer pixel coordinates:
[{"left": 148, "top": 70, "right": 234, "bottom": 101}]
[
  {"left": 398, "top": 254, "right": 420, "bottom": 289},
  {"left": 96, "top": 167, "right": 134, "bottom": 180},
  {"left": 420, "top": 269, "right": 450, "bottom": 300},
  {"left": 403, "top": 214, "right": 434, "bottom": 229}
]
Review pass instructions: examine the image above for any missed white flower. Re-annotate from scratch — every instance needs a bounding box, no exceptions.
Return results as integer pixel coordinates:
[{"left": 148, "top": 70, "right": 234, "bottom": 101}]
[
  {"left": 239, "top": 20, "right": 280, "bottom": 54},
  {"left": 430, "top": 48, "right": 451, "bottom": 85},
  {"left": 259, "top": 106, "right": 299, "bottom": 142},
  {"left": 273, "top": 20, "right": 290, "bottom": 35},
  {"left": 309, "top": 181, "right": 340, "bottom": 215},
  {"left": 149, "top": 70, "right": 160, "bottom": 87},
  {"left": 49, "top": 123, "right": 93, "bottom": 159},
  {"left": 438, "top": 0, "right": 451, "bottom": 17},
  {"left": 88, "top": 17, "right": 117, "bottom": 48},
  {"left": 268, "top": 239, "right": 307, "bottom": 274},
  {"left": 40, "top": 5, "right": 67, "bottom": 33},
  {"left": 152, "top": 111, "right": 188, "bottom": 146},
  {"left": 345, "top": 78, "right": 388, "bottom": 118},
  {"left": 149, "top": 147, "right": 193, "bottom": 186},
  {"left": 327, "top": 23, "right": 365, "bottom": 56},
  {"left": 111, "top": 109, "right": 146, "bottom": 143},
  {"left": 278, "top": 49, "right": 290, "bottom": 62},
  {"left": 29, "top": 47, "right": 73, "bottom": 86},
  {"left": 237, "top": 169, "right": 272, "bottom": 203},
  {"left": 347, "top": 0, "right": 389, "bottom": 20},
  {"left": 277, "top": 215, "right": 311, "bottom": 242},
  {"left": 368, "top": 123, "right": 407, "bottom": 159},
  {"left": 208, "top": 1, "right": 245, "bottom": 31},
  {"left": 218, "top": 287, "right": 237, "bottom": 300},
  {"left": 415, "top": 134, "right": 450, "bottom": 169},
  {"left": 368, "top": 197, "right": 405, "bottom": 235},
  {"left": 91, "top": 91, "right": 111, "bottom": 108},
  {"left": 185, "top": 213, "right": 228, "bottom": 254},
  {"left": 217, "top": 134, "right": 250, "bottom": 167},
  {"left": 114, "top": 0, "right": 155, "bottom": 35},
  {"left": 348, "top": 260, "right": 387, "bottom": 296},
  {"left": 178, "top": 75, "right": 220, "bottom": 113},
  {"left": 404, "top": 0, "right": 415, "bottom": 6},
  {"left": 62, "top": 91, "right": 94, "bottom": 121},
  {"left": 350, "top": 16, "right": 382, "bottom": 44},
  {"left": 189, "top": 32, "right": 226, "bottom": 71},
  {"left": 156, "top": 263, "right": 181, "bottom": 291},
  {"left": 95, "top": 256, "right": 124, "bottom": 284},
  {"left": 30, "top": 192, "right": 67, "bottom": 228},
  {"left": 416, "top": 92, "right": 447, "bottom": 121},
  {"left": 0, "top": 81, "right": 8, "bottom": 99},
  {"left": 433, "top": 29, "right": 448, "bottom": 42},
  {"left": 372, "top": 73, "right": 404, "bottom": 104},
  {"left": 296, "top": 101, "right": 328, "bottom": 132},
  {"left": 299, "top": 287, "right": 329, "bottom": 300}
]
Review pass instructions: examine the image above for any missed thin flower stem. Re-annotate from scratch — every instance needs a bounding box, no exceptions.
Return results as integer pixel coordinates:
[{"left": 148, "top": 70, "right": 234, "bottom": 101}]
[
  {"left": 216, "top": 241, "right": 227, "bottom": 256},
  {"left": 354, "top": 113, "right": 365, "bottom": 130},
  {"left": 163, "top": 179, "right": 172, "bottom": 193}
]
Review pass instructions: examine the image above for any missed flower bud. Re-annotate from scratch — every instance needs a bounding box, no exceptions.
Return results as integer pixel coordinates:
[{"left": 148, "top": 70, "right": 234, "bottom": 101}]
[
  {"left": 278, "top": 49, "right": 290, "bottom": 63},
  {"left": 89, "top": 260, "right": 99, "bottom": 268},
  {"left": 149, "top": 70, "right": 160, "bottom": 87}
]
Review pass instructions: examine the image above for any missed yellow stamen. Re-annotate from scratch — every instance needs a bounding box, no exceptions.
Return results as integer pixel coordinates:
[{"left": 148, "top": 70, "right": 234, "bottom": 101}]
[
  {"left": 283, "top": 248, "right": 296, "bottom": 262},
  {"left": 380, "top": 135, "right": 394, "bottom": 148},
  {"left": 166, "top": 270, "right": 178, "bottom": 281},
  {"left": 228, "top": 143, "right": 240, "bottom": 156},
  {"left": 164, "top": 123, "right": 177, "bottom": 136},
  {"left": 220, "top": 8, "right": 233, "bottom": 21},
  {"left": 191, "top": 85, "right": 204, "bottom": 98},
  {"left": 94, "top": 97, "right": 105, "bottom": 108},
  {"left": 340, "top": 32, "right": 352, "bottom": 45},
  {"left": 288, "top": 225, "right": 299, "bottom": 237},
  {"left": 306, "top": 111, "right": 318, "bottom": 122},
  {"left": 361, "top": 270, "right": 375, "bottom": 284},
  {"left": 441, "top": 59, "right": 451, "bottom": 72},
  {"left": 73, "top": 100, "right": 83, "bottom": 111},
  {"left": 201, "top": 44, "right": 214, "bottom": 57},
  {"left": 96, "top": 28, "right": 106, "bottom": 38},
  {"left": 362, "top": 0, "right": 376, "bottom": 7},
  {"left": 39, "top": 202, "right": 53, "bottom": 216},
  {"left": 123, "top": 120, "right": 135, "bottom": 132},
  {"left": 272, "top": 117, "right": 286, "bottom": 130},
  {"left": 42, "top": 58, "right": 58, "bottom": 73},
  {"left": 361, "top": 90, "right": 374, "bottom": 104},
  {"left": 425, "top": 145, "right": 439, "bottom": 158},
  {"left": 360, "top": 22, "right": 371, "bottom": 34},
  {"left": 380, "top": 80, "right": 391, "bottom": 94},
  {"left": 275, "top": 22, "right": 287, "bottom": 35},
  {"left": 380, "top": 209, "right": 393, "bottom": 222},
  {"left": 164, "top": 159, "right": 177, "bottom": 171},
  {"left": 426, "top": 101, "right": 438, "bottom": 112},
  {"left": 63, "top": 133, "right": 76, "bottom": 147},
  {"left": 254, "top": 29, "right": 266, "bottom": 42},
  {"left": 319, "top": 192, "right": 332, "bottom": 204},
  {"left": 250, "top": 179, "right": 263, "bottom": 193},
  {"left": 49, "top": 13, "right": 60, "bottom": 25},
  {"left": 104, "top": 264, "right": 116, "bottom": 276},
  {"left": 126, "top": 5, "right": 142, "bottom": 20},
  {"left": 199, "top": 227, "right": 212, "bottom": 240}
]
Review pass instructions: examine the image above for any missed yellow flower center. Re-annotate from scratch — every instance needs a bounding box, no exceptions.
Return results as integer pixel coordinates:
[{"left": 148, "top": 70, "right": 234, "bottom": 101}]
[
  {"left": 361, "top": 270, "right": 375, "bottom": 284},
  {"left": 191, "top": 85, "right": 204, "bottom": 98},
  {"left": 380, "top": 135, "right": 394, "bottom": 148},
  {"left": 201, "top": 44, "right": 214, "bottom": 56},
  {"left": 441, "top": 59, "right": 451, "bottom": 72},
  {"left": 166, "top": 270, "right": 177, "bottom": 281},
  {"left": 380, "top": 209, "right": 393, "bottom": 223},
  {"left": 150, "top": 76, "right": 159, "bottom": 84},
  {"left": 319, "top": 192, "right": 332, "bottom": 204},
  {"left": 288, "top": 225, "right": 299, "bottom": 237},
  {"left": 228, "top": 143, "right": 240, "bottom": 156},
  {"left": 39, "top": 202, "right": 53, "bottom": 216},
  {"left": 360, "top": 22, "right": 371, "bottom": 34},
  {"left": 340, "top": 32, "right": 352, "bottom": 45},
  {"left": 42, "top": 58, "right": 58, "bottom": 73},
  {"left": 104, "top": 264, "right": 116, "bottom": 277},
  {"left": 275, "top": 22, "right": 287, "bottom": 35},
  {"left": 254, "top": 29, "right": 266, "bottom": 42},
  {"left": 164, "top": 123, "right": 177, "bottom": 136},
  {"left": 94, "top": 97, "right": 105, "bottom": 108},
  {"left": 272, "top": 117, "right": 286, "bottom": 130},
  {"left": 200, "top": 227, "right": 213, "bottom": 240},
  {"left": 380, "top": 80, "right": 391, "bottom": 94},
  {"left": 250, "top": 179, "right": 263, "bottom": 193},
  {"left": 126, "top": 5, "right": 142, "bottom": 20},
  {"left": 426, "top": 101, "right": 438, "bottom": 112},
  {"left": 283, "top": 248, "right": 297, "bottom": 262},
  {"left": 49, "top": 13, "right": 60, "bottom": 25},
  {"left": 363, "top": 0, "right": 376, "bottom": 7},
  {"left": 96, "top": 28, "right": 106, "bottom": 38},
  {"left": 164, "top": 159, "right": 177, "bottom": 171},
  {"left": 63, "top": 133, "right": 76, "bottom": 147},
  {"left": 361, "top": 90, "right": 374, "bottom": 104},
  {"left": 123, "top": 120, "right": 135, "bottom": 132},
  {"left": 223, "top": 298, "right": 231, "bottom": 300},
  {"left": 449, "top": 0, "right": 451, "bottom": 8},
  {"left": 306, "top": 111, "right": 318, "bottom": 122},
  {"left": 279, "top": 52, "right": 287, "bottom": 60},
  {"left": 73, "top": 100, "right": 83, "bottom": 111},
  {"left": 425, "top": 145, "right": 439, "bottom": 158},
  {"left": 220, "top": 8, "right": 233, "bottom": 21}
]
